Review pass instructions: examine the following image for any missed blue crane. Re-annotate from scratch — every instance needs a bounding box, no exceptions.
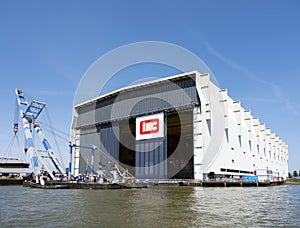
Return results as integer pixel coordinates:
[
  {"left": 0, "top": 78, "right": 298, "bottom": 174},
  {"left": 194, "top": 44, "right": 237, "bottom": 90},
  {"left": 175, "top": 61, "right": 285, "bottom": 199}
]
[
  {"left": 68, "top": 143, "right": 96, "bottom": 180},
  {"left": 15, "top": 89, "right": 65, "bottom": 181}
]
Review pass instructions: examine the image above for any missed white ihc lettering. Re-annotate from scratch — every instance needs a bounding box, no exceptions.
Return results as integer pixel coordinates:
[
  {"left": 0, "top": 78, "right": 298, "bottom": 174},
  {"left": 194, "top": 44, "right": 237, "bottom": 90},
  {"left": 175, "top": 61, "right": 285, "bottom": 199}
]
[{"left": 142, "top": 121, "right": 158, "bottom": 132}]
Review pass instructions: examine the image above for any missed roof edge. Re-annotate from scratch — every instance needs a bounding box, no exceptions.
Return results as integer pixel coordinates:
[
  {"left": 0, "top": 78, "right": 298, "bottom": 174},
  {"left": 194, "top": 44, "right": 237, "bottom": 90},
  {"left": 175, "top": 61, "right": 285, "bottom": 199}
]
[{"left": 74, "top": 70, "right": 202, "bottom": 108}]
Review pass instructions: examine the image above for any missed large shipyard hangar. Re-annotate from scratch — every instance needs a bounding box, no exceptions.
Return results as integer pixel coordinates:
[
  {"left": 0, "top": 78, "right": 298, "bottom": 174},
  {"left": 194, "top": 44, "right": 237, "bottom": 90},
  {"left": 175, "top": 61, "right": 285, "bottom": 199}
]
[{"left": 71, "top": 71, "right": 288, "bottom": 181}]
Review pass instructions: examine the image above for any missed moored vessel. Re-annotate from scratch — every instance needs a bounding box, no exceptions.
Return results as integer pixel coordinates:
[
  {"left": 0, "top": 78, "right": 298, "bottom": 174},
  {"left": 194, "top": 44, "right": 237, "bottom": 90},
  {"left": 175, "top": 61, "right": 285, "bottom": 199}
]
[{"left": 0, "top": 157, "right": 31, "bottom": 185}]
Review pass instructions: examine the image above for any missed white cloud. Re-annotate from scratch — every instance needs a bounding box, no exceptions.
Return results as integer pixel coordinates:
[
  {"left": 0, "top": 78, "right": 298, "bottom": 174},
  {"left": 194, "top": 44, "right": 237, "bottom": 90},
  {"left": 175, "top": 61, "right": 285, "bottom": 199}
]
[
  {"left": 205, "top": 42, "right": 244, "bottom": 71},
  {"left": 205, "top": 42, "right": 299, "bottom": 116}
]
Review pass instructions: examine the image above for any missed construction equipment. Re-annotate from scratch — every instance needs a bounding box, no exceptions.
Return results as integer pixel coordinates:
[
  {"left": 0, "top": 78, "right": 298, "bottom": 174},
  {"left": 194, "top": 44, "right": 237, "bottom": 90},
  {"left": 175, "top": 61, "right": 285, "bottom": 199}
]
[
  {"left": 15, "top": 89, "right": 65, "bottom": 184},
  {"left": 14, "top": 89, "right": 145, "bottom": 188},
  {"left": 69, "top": 143, "right": 135, "bottom": 184}
]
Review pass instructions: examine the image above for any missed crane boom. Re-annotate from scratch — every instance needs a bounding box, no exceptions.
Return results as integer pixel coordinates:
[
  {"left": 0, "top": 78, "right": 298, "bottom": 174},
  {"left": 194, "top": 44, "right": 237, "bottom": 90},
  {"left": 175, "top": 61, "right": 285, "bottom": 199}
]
[
  {"left": 16, "top": 89, "right": 40, "bottom": 175},
  {"left": 15, "top": 89, "right": 65, "bottom": 180},
  {"left": 33, "top": 123, "right": 65, "bottom": 174}
]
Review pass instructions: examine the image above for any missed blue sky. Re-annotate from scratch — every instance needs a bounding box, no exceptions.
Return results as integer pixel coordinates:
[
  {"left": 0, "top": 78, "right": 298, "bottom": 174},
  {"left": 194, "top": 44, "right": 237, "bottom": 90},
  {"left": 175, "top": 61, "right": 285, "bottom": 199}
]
[{"left": 0, "top": 1, "right": 299, "bottom": 172}]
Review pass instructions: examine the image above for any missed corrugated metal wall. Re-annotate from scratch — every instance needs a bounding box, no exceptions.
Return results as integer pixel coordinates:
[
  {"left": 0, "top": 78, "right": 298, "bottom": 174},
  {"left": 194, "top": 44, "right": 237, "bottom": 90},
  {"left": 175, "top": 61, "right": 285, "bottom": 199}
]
[
  {"left": 78, "top": 127, "right": 98, "bottom": 174},
  {"left": 76, "top": 76, "right": 199, "bottom": 128},
  {"left": 78, "top": 123, "right": 119, "bottom": 174},
  {"left": 97, "top": 123, "right": 119, "bottom": 160},
  {"left": 135, "top": 138, "right": 167, "bottom": 179}
]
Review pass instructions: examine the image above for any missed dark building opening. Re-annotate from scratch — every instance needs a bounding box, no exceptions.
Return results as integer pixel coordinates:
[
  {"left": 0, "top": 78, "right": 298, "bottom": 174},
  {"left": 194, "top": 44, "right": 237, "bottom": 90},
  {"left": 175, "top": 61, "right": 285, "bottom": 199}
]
[
  {"left": 167, "top": 109, "right": 194, "bottom": 179},
  {"left": 117, "top": 109, "right": 194, "bottom": 179},
  {"left": 119, "top": 119, "right": 136, "bottom": 175}
]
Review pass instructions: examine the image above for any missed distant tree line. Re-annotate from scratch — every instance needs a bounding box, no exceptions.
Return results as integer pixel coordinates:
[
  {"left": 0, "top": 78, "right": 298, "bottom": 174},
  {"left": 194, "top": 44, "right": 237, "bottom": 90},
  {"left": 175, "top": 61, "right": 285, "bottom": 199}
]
[{"left": 288, "top": 170, "right": 300, "bottom": 178}]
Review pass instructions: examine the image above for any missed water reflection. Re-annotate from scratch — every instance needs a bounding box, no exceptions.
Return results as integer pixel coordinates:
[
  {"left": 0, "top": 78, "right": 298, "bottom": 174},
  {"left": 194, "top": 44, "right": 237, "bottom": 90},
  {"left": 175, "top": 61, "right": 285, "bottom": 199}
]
[{"left": 1, "top": 185, "right": 300, "bottom": 227}]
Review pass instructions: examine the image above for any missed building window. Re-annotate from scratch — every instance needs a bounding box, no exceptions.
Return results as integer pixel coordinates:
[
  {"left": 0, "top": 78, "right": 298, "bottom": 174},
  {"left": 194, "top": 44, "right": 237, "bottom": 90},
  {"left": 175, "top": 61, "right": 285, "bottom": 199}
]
[
  {"left": 225, "top": 128, "right": 229, "bottom": 143},
  {"left": 207, "top": 119, "right": 211, "bottom": 135}
]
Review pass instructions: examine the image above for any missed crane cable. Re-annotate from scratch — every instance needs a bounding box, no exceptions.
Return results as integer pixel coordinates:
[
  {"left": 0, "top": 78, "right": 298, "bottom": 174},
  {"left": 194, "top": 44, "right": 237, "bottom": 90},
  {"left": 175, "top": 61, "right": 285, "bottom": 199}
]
[
  {"left": 1, "top": 96, "right": 27, "bottom": 162},
  {"left": 13, "top": 98, "right": 19, "bottom": 135},
  {"left": 44, "top": 107, "right": 66, "bottom": 170},
  {"left": 2, "top": 136, "right": 15, "bottom": 158},
  {"left": 38, "top": 121, "right": 70, "bottom": 142},
  {"left": 15, "top": 134, "right": 26, "bottom": 162},
  {"left": 2, "top": 134, "right": 26, "bottom": 162}
]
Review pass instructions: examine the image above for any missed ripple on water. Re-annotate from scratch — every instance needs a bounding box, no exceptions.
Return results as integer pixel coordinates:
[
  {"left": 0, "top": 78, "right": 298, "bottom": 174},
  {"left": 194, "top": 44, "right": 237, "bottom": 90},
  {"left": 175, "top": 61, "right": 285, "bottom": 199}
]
[{"left": 1, "top": 185, "right": 300, "bottom": 227}]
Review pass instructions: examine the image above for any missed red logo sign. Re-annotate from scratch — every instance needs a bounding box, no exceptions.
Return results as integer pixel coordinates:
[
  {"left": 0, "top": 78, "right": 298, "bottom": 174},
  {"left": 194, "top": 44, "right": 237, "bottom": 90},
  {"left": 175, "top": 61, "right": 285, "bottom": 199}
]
[
  {"left": 136, "top": 113, "right": 164, "bottom": 140},
  {"left": 140, "top": 118, "right": 159, "bottom": 135}
]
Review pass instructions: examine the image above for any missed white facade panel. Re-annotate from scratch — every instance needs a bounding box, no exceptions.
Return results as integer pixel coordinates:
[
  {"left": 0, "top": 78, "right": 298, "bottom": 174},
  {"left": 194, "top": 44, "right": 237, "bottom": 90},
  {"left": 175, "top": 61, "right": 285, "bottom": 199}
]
[{"left": 193, "top": 72, "right": 288, "bottom": 180}]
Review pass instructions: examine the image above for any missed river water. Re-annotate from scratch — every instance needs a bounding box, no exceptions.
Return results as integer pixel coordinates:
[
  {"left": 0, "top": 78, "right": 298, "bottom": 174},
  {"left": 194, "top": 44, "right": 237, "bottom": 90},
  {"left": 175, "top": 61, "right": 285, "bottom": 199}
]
[{"left": 0, "top": 185, "right": 300, "bottom": 227}]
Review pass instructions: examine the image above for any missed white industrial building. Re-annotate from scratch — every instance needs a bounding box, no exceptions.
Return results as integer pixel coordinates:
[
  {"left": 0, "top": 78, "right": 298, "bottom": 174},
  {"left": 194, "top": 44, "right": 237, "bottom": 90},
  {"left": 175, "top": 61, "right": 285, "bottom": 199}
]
[{"left": 71, "top": 71, "right": 288, "bottom": 181}]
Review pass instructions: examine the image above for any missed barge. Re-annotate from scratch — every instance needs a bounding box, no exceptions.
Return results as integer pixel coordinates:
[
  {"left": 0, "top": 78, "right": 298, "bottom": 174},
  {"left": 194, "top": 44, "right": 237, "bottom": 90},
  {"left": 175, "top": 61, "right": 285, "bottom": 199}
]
[
  {"left": 0, "top": 158, "right": 31, "bottom": 185},
  {"left": 23, "top": 180, "right": 148, "bottom": 189}
]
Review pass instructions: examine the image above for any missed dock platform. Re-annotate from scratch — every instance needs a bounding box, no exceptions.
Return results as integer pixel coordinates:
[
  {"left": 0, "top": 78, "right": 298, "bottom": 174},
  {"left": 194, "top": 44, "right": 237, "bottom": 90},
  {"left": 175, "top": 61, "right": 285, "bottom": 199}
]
[
  {"left": 179, "top": 180, "right": 284, "bottom": 187},
  {"left": 23, "top": 180, "right": 148, "bottom": 189}
]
